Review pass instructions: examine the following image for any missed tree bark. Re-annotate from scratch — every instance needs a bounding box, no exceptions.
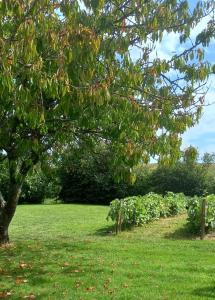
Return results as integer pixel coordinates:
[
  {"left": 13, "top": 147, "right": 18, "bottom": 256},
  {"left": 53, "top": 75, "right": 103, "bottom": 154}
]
[
  {"left": 0, "top": 184, "right": 22, "bottom": 245},
  {"left": 0, "top": 154, "right": 39, "bottom": 245},
  {"left": 0, "top": 215, "right": 9, "bottom": 244}
]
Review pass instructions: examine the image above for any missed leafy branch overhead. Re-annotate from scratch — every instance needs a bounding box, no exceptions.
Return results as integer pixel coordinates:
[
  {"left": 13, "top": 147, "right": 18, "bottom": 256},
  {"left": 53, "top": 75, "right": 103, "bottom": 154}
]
[
  {"left": 0, "top": 0, "right": 215, "bottom": 242},
  {"left": 0, "top": 0, "right": 214, "bottom": 174}
]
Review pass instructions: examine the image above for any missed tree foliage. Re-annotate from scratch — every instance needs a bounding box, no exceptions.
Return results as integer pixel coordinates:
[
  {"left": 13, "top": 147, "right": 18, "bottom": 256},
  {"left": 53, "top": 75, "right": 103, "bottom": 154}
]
[
  {"left": 0, "top": 0, "right": 215, "bottom": 243},
  {"left": 149, "top": 147, "right": 207, "bottom": 196},
  {"left": 58, "top": 143, "right": 150, "bottom": 204}
]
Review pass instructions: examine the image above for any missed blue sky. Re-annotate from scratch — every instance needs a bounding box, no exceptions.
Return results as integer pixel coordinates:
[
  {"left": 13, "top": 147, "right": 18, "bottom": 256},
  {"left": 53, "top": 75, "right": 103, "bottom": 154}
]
[
  {"left": 181, "top": 0, "right": 215, "bottom": 157},
  {"left": 131, "top": 1, "right": 215, "bottom": 158}
]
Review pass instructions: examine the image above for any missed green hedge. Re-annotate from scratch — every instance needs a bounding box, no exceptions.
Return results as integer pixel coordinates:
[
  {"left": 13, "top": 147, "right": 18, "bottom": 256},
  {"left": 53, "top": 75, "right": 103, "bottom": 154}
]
[
  {"left": 186, "top": 195, "right": 215, "bottom": 233},
  {"left": 107, "top": 192, "right": 187, "bottom": 231}
]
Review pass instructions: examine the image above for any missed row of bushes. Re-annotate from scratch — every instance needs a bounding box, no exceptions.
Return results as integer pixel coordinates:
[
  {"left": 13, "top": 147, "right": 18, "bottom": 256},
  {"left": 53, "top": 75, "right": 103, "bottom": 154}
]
[
  {"left": 107, "top": 192, "right": 186, "bottom": 232},
  {"left": 187, "top": 195, "right": 215, "bottom": 233},
  {"left": 107, "top": 192, "right": 215, "bottom": 235}
]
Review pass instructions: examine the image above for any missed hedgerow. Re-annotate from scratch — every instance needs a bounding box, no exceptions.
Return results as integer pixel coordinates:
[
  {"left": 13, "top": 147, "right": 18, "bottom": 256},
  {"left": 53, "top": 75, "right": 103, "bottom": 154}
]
[
  {"left": 107, "top": 192, "right": 187, "bottom": 232},
  {"left": 186, "top": 195, "right": 215, "bottom": 233}
]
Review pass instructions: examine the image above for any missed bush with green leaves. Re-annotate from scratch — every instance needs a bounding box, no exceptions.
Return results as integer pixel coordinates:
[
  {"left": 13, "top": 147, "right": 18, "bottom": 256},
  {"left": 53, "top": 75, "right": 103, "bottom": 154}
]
[
  {"left": 164, "top": 192, "right": 186, "bottom": 216},
  {"left": 107, "top": 192, "right": 187, "bottom": 231},
  {"left": 187, "top": 195, "right": 215, "bottom": 233}
]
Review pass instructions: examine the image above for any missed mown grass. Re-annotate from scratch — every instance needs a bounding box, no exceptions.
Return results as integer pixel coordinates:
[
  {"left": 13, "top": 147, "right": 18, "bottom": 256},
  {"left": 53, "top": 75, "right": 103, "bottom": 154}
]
[{"left": 1, "top": 204, "right": 215, "bottom": 300}]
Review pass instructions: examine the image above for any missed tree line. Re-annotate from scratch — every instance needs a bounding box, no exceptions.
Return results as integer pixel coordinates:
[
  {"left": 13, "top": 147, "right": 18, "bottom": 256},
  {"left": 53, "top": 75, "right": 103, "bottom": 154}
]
[{"left": 1, "top": 145, "right": 214, "bottom": 205}]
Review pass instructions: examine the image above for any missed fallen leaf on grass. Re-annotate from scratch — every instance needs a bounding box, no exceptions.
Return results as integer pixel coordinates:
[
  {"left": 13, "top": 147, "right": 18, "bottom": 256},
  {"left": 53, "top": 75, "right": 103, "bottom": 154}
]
[
  {"left": 85, "top": 286, "right": 95, "bottom": 292},
  {"left": 108, "top": 289, "right": 115, "bottom": 295},
  {"left": 15, "top": 278, "right": 28, "bottom": 284},
  {"left": 69, "top": 269, "right": 83, "bottom": 273},
  {"left": 0, "top": 243, "right": 15, "bottom": 249},
  {"left": 104, "top": 283, "right": 108, "bottom": 289},
  {"left": 75, "top": 281, "right": 82, "bottom": 288},
  {"left": 0, "top": 291, "right": 12, "bottom": 299},
  {"left": 103, "top": 278, "right": 112, "bottom": 289},
  {"left": 23, "top": 294, "right": 36, "bottom": 299},
  {"left": 19, "top": 262, "right": 32, "bottom": 269}
]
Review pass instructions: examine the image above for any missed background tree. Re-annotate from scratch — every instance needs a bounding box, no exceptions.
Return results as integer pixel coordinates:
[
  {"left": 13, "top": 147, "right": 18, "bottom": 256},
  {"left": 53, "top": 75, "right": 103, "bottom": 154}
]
[
  {"left": 149, "top": 146, "right": 207, "bottom": 196},
  {"left": 0, "top": 0, "right": 214, "bottom": 244},
  {"left": 58, "top": 142, "right": 151, "bottom": 204}
]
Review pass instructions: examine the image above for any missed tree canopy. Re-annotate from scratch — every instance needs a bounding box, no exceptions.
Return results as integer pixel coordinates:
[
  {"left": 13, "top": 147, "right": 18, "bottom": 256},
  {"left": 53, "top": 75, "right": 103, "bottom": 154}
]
[{"left": 0, "top": 0, "right": 215, "bottom": 244}]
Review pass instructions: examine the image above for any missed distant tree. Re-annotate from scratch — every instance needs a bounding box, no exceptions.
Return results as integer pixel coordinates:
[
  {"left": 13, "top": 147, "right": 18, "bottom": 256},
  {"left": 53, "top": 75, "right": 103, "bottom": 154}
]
[
  {"left": 0, "top": 0, "right": 214, "bottom": 244},
  {"left": 149, "top": 147, "right": 207, "bottom": 196},
  {"left": 202, "top": 152, "right": 215, "bottom": 166},
  {"left": 58, "top": 143, "right": 151, "bottom": 204},
  {"left": 183, "top": 146, "right": 199, "bottom": 166}
]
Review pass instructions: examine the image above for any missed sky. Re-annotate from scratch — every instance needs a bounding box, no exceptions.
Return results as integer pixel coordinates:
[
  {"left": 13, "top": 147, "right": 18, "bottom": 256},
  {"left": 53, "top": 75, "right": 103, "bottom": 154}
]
[
  {"left": 133, "top": 1, "right": 215, "bottom": 159},
  {"left": 181, "top": 9, "right": 215, "bottom": 158}
]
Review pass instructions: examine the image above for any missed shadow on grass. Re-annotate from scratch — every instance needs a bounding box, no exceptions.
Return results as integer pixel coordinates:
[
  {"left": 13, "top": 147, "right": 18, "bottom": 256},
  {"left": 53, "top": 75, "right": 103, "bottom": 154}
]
[
  {"left": 93, "top": 224, "right": 136, "bottom": 236},
  {"left": 164, "top": 223, "right": 198, "bottom": 240},
  {"left": 0, "top": 240, "right": 93, "bottom": 298},
  {"left": 93, "top": 224, "right": 115, "bottom": 236},
  {"left": 192, "top": 285, "right": 215, "bottom": 298}
]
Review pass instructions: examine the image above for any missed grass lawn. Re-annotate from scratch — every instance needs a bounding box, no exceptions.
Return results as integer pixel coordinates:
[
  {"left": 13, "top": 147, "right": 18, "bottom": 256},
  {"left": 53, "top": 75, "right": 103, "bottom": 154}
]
[{"left": 1, "top": 204, "right": 215, "bottom": 300}]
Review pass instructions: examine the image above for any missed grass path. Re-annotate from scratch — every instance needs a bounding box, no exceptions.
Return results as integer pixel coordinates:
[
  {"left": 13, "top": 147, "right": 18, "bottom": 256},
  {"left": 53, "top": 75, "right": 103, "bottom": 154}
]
[{"left": 1, "top": 204, "right": 215, "bottom": 299}]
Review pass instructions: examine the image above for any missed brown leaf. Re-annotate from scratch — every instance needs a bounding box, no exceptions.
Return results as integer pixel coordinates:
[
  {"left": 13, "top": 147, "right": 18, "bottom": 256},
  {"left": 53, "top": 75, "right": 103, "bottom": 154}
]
[
  {"left": 70, "top": 269, "right": 81, "bottom": 273},
  {"left": 85, "top": 286, "right": 95, "bottom": 292},
  {"left": 108, "top": 289, "right": 114, "bottom": 295},
  {"left": 15, "top": 277, "right": 28, "bottom": 285},
  {"left": 23, "top": 294, "right": 36, "bottom": 300},
  {"left": 0, "top": 291, "right": 12, "bottom": 299},
  {"left": 19, "top": 262, "right": 31, "bottom": 269},
  {"left": 75, "top": 280, "right": 83, "bottom": 289},
  {"left": 103, "top": 277, "right": 111, "bottom": 289}
]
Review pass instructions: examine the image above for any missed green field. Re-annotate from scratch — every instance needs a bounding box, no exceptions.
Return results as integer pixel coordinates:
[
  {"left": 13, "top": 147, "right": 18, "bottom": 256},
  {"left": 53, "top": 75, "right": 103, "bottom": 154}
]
[{"left": 1, "top": 204, "right": 215, "bottom": 300}]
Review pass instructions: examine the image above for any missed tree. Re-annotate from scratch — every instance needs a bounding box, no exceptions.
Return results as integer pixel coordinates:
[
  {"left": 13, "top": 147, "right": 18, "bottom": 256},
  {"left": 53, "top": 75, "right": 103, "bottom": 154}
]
[
  {"left": 149, "top": 147, "right": 212, "bottom": 196},
  {"left": 151, "top": 148, "right": 215, "bottom": 197},
  {"left": 0, "top": 0, "right": 214, "bottom": 244},
  {"left": 58, "top": 143, "right": 151, "bottom": 204}
]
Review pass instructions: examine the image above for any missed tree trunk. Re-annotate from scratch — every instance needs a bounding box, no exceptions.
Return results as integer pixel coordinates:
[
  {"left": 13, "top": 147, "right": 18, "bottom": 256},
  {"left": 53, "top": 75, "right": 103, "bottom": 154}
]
[
  {"left": 0, "top": 184, "right": 22, "bottom": 246},
  {"left": 0, "top": 155, "right": 39, "bottom": 245},
  {"left": 0, "top": 217, "right": 9, "bottom": 244}
]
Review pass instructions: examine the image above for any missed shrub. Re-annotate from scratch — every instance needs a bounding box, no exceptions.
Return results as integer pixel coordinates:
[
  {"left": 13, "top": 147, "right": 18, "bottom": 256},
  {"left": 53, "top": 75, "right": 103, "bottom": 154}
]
[
  {"left": 187, "top": 195, "right": 215, "bottom": 233},
  {"left": 107, "top": 197, "right": 144, "bottom": 229},
  {"left": 107, "top": 192, "right": 186, "bottom": 232},
  {"left": 164, "top": 192, "right": 186, "bottom": 216}
]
